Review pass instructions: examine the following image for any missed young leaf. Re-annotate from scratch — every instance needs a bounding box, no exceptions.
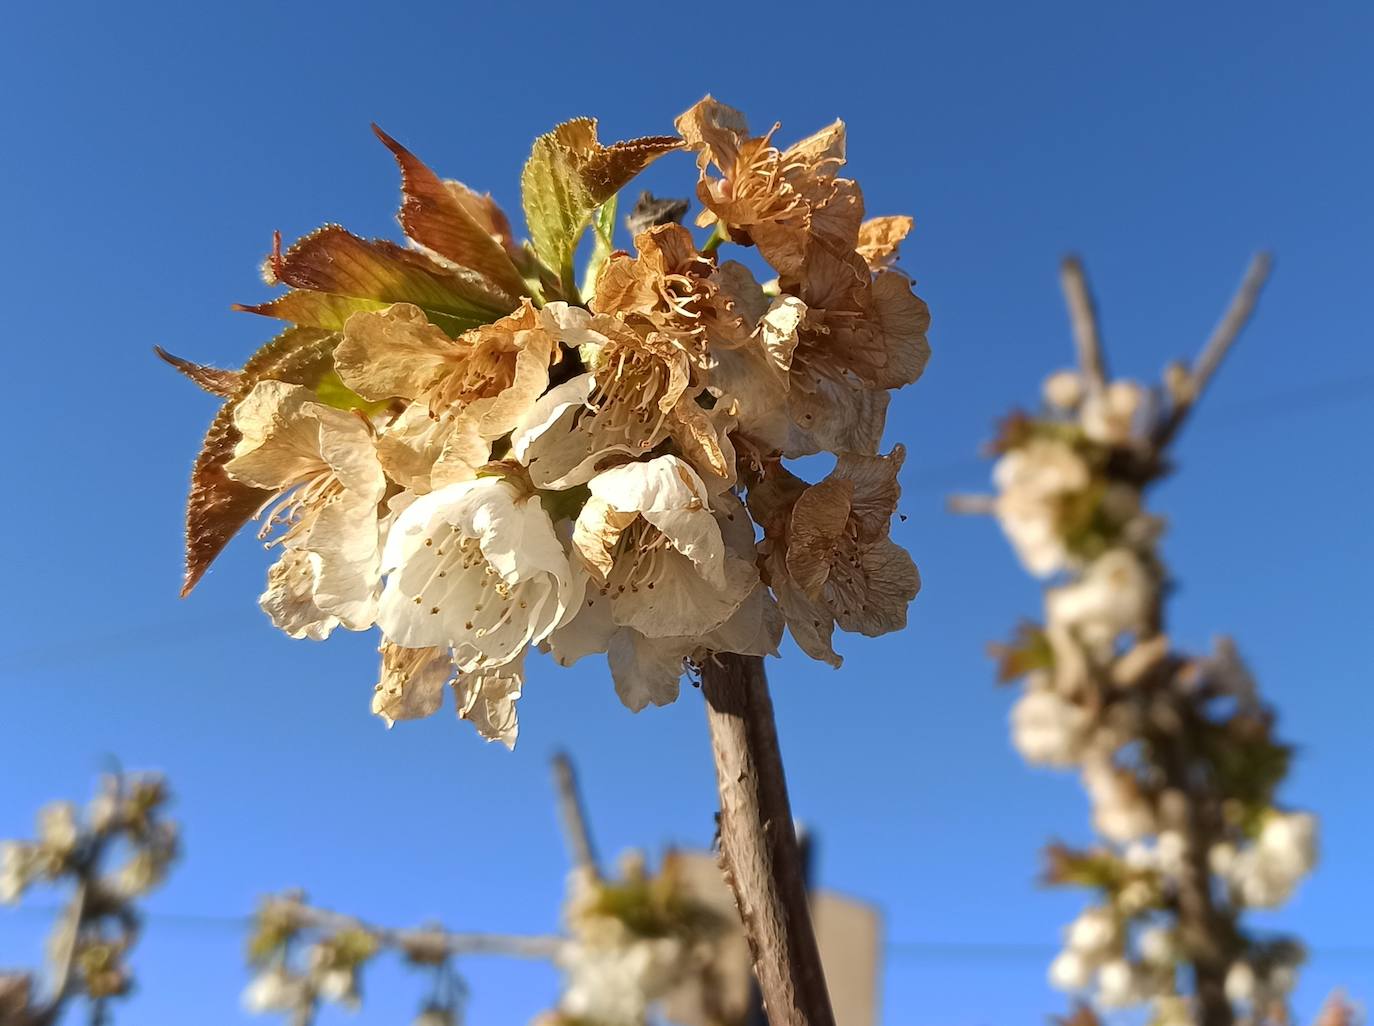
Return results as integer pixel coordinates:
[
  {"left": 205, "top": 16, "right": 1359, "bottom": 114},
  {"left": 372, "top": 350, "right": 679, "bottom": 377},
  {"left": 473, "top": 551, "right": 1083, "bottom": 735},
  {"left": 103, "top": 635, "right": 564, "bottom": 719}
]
[
  {"left": 520, "top": 118, "right": 678, "bottom": 294},
  {"left": 236, "top": 226, "right": 516, "bottom": 337},
  {"left": 371, "top": 125, "right": 531, "bottom": 301},
  {"left": 154, "top": 346, "right": 242, "bottom": 397},
  {"left": 579, "top": 194, "right": 618, "bottom": 302},
  {"left": 181, "top": 327, "right": 339, "bottom": 596}
]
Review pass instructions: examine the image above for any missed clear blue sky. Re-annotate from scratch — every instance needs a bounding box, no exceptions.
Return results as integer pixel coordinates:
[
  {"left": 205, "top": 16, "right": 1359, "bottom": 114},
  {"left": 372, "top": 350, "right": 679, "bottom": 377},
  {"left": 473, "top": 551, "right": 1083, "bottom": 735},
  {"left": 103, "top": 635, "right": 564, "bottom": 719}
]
[{"left": 2, "top": 2, "right": 1370, "bottom": 1023}]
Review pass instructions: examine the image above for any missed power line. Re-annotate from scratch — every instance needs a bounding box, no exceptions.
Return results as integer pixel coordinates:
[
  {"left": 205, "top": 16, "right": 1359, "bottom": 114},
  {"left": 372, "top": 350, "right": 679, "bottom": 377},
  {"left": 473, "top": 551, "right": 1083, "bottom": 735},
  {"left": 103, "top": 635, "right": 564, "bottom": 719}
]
[{"left": 6, "top": 904, "right": 1374, "bottom": 963}]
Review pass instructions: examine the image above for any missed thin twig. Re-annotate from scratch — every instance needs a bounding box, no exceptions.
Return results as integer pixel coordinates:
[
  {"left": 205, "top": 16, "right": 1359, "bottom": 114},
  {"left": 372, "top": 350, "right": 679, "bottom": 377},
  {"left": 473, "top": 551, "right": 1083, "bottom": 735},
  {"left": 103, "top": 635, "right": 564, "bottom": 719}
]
[
  {"left": 1154, "top": 252, "right": 1273, "bottom": 449},
  {"left": 265, "top": 896, "right": 565, "bottom": 962},
  {"left": 32, "top": 880, "right": 89, "bottom": 1026},
  {"left": 947, "top": 493, "right": 997, "bottom": 515},
  {"left": 551, "top": 752, "right": 600, "bottom": 878},
  {"left": 702, "top": 653, "right": 835, "bottom": 1026},
  {"left": 1060, "top": 256, "right": 1109, "bottom": 391}
]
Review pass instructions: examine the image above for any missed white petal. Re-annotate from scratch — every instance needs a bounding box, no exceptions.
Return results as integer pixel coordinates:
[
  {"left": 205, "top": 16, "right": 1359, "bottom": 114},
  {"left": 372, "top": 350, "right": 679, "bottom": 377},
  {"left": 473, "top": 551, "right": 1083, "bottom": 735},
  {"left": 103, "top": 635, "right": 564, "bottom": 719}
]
[
  {"left": 259, "top": 549, "right": 340, "bottom": 640},
  {"left": 371, "top": 644, "right": 453, "bottom": 726},
  {"left": 611, "top": 547, "right": 754, "bottom": 639},
  {"left": 454, "top": 652, "right": 524, "bottom": 749},
  {"left": 588, "top": 455, "right": 712, "bottom": 515},
  {"left": 308, "top": 495, "right": 382, "bottom": 630},
  {"left": 608, "top": 630, "right": 690, "bottom": 712},
  {"left": 548, "top": 584, "right": 618, "bottom": 666},
  {"left": 510, "top": 375, "right": 595, "bottom": 466}
]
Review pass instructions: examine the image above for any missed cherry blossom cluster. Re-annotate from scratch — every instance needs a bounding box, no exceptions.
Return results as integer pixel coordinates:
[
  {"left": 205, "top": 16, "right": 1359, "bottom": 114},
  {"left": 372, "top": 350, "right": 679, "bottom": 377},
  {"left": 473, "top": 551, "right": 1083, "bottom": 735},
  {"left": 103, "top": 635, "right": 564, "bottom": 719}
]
[
  {"left": 0, "top": 774, "right": 178, "bottom": 1025},
  {"left": 977, "top": 333, "right": 1314, "bottom": 1024},
  {"left": 167, "top": 97, "right": 927, "bottom": 745}
]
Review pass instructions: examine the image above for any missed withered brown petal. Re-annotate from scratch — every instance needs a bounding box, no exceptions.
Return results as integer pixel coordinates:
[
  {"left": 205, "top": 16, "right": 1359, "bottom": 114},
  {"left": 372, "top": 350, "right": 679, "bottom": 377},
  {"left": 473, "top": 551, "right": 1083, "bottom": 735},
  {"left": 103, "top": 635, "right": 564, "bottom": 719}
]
[
  {"left": 831, "top": 445, "right": 906, "bottom": 543},
  {"left": 786, "top": 477, "right": 855, "bottom": 596},
  {"left": 675, "top": 96, "right": 751, "bottom": 169},
  {"left": 372, "top": 125, "right": 530, "bottom": 300},
  {"left": 181, "top": 327, "right": 338, "bottom": 597},
  {"left": 856, "top": 215, "right": 914, "bottom": 270},
  {"left": 154, "top": 346, "right": 242, "bottom": 398}
]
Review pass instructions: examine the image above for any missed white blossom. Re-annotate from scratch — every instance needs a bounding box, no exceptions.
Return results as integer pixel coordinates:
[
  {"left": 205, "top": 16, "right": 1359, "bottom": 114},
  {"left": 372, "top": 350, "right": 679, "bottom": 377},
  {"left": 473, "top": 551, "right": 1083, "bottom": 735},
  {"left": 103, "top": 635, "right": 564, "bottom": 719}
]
[
  {"left": 1066, "top": 907, "right": 1119, "bottom": 959},
  {"left": 1010, "top": 690, "right": 1090, "bottom": 766},
  {"left": 1043, "top": 369, "right": 1086, "bottom": 410},
  {"left": 377, "top": 476, "right": 580, "bottom": 672},
  {"left": 558, "top": 936, "right": 689, "bottom": 1026},
  {"left": 1226, "top": 811, "right": 1318, "bottom": 908},
  {"left": 1080, "top": 380, "right": 1146, "bottom": 446},
  {"left": 1138, "top": 925, "right": 1176, "bottom": 965},
  {"left": 1082, "top": 756, "right": 1156, "bottom": 843},
  {"left": 1046, "top": 548, "right": 1154, "bottom": 654},
  {"left": 242, "top": 967, "right": 310, "bottom": 1014},
  {"left": 36, "top": 802, "right": 78, "bottom": 857},
  {"left": 1224, "top": 961, "right": 1257, "bottom": 1004},
  {"left": 552, "top": 459, "right": 765, "bottom": 711},
  {"left": 1096, "top": 958, "right": 1140, "bottom": 1008},
  {"left": 0, "top": 843, "right": 35, "bottom": 903},
  {"left": 992, "top": 438, "right": 1090, "bottom": 577},
  {"left": 226, "top": 381, "right": 388, "bottom": 639},
  {"left": 1049, "top": 949, "right": 1093, "bottom": 991}
]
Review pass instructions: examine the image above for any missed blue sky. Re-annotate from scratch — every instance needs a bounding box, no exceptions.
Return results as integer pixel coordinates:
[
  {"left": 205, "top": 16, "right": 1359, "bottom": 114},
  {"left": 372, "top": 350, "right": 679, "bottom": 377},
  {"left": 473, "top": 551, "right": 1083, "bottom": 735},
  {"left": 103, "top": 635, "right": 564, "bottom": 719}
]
[{"left": 1, "top": 2, "right": 1371, "bottom": 1023}]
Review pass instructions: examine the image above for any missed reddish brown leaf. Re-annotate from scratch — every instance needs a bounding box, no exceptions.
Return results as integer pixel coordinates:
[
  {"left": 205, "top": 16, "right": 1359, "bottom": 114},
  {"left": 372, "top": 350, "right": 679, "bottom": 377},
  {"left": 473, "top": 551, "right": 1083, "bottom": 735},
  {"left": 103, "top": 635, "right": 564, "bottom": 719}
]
[
  {"left": 236, "top": 225, "right": 516, "bottom": 337},
  {"left": 154, "top": 346, "right": 242, "bottom": 397},
  {"left": 371, "top": 125, "right": 530, "bottom": 300},
  {"left": 580, "top": 134, "right": 683, "bottom": 204},
  {"left": 181, "top": 326, "right": 338, "bottom": 596}
]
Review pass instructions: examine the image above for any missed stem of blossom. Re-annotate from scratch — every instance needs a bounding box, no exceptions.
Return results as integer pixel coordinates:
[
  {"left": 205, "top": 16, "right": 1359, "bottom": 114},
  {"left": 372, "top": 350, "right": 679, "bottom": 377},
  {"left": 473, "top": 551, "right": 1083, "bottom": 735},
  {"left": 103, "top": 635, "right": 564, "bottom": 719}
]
[
  {"left": 1153, "top": 252, "right": 1273, "bottom": 450},
  {"left": 1059, "top": 256, "right": 1109, "bottom": 393},
  {"left": 702, "top": 653, "right": 835, "bottom": 1026},
  {"left": 552, "top": 752, "right": 601, "bottom": 878},
  {"left": 701, "top": 223, "right": 728, "bottom": 256}
]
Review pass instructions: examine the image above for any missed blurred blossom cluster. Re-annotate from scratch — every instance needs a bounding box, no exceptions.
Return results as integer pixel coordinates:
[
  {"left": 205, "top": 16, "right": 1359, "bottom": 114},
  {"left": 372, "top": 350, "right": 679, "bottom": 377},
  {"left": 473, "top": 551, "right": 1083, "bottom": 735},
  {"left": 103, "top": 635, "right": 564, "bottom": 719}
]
[
  {"left": 244, "top": 850, "right": 727, "bottom": 1026},
  {"left": 539, "top": 851, "right": 728, "bottom": 1026},
  {"left": 0, "top": 774, "right": 177, "bottom": 1024},
  {"left": 168, "top": 97, "right": 927, "bottom": 745},
  {"left": 983, "top": 352, "right": 1315, "bottom": 1025},
  {"left": 244, "top": 900, "right": 382, "bottom": 1026}
]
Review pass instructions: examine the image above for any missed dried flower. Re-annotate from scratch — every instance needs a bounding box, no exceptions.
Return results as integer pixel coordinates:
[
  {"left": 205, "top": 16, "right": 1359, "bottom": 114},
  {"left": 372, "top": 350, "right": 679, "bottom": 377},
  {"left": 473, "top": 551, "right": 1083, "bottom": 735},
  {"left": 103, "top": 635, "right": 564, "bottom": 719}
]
[{"left": 168, "top": 99, "right": 925, "bottom": 739}]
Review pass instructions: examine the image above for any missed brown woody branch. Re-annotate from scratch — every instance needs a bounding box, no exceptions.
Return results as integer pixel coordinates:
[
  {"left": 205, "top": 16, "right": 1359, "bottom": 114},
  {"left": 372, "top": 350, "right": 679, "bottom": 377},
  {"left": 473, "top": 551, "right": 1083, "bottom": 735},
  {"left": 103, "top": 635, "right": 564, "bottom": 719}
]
[
  {"left": 702, "top": 652, "right": 835, "bottom": 1026},
  {"left": 1154, "top": 252, "right": 1273, "bottom": 450},
  {"left": 552, "top": 751, "right": 601, "bottom": 878},
  {"left": 1060, "top": 256, "right": 1109, "bottom": 392}
]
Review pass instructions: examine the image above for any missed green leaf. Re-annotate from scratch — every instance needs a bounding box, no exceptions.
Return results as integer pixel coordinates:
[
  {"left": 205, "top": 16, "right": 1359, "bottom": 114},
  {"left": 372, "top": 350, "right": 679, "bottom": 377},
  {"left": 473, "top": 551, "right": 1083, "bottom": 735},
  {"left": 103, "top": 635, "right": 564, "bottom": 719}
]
[
  {"left": 521, "top": 119, "right": 678, "bottom": 297},
  {"left": 579, "top": 194, "right": 618, "bottom": 302},
  {"left": 312, "top": 370, "right": 392, "bottom": 416}
]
